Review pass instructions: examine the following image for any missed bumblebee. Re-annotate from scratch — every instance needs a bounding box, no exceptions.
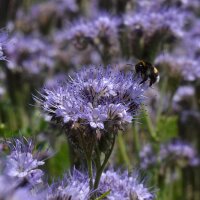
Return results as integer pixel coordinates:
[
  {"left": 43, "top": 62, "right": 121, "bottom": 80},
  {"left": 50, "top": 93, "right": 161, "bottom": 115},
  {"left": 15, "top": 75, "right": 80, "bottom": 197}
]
[{"left": 135, "top": 61, "right": 159, "bottom": 86}]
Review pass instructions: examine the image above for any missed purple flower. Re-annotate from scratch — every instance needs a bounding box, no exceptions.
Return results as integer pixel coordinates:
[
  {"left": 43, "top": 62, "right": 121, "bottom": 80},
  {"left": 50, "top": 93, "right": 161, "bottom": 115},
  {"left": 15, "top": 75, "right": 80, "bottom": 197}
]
[
  {"left": 47, "top": 168, "right": 155, "bottom": 200},
  {"left": 92, "top": 14, "right": 119, "bottom": 41},
  {"left": 155, "top": 53, "right": 200, "bottom": 81},
  {"left": 139, "top": 144, "right": 157, "bottom": 169},
  {"left": 36, "top": 66, "right": 147, "bottom": 135},
  {"left": 6, "top": 32, "right": 56, "bottom": 74},
  {"left": 47, "top": 169, "right": 91, "bottom": 200},
  {"left": 66, "top": 20, "right": 95, "bottom": 50},
  {"left": 0, "top": 175, "right": 43, "bottom": 200},
  {"left": 4, "top": 137, "right": 45, "bottom": 185},
  {"left": 35, "top": 66, "right": 148, "bottom": 153},
  {"left": 66, "top": 14, "right": 119, "bottom": 50},
  {"left": 159, "top": 139, "right": 200, "bottom": 167},
  {"left": 56, "top": 0, "right": 78, "bottom": 14},
  {"left": 124, "top": 8, "right": 186, "bottom": 38},
  {"left": 136, "top": 0, "right": 200, "bottom": 11},
  {"left": 172, "top": 85, "right": 195, "bottom": 112},
  {"left": 0, "top": 29, "right": 8, "bottom": 61},
  {"left": 99, "top": 169, "right": 155, "bottom": 200}
]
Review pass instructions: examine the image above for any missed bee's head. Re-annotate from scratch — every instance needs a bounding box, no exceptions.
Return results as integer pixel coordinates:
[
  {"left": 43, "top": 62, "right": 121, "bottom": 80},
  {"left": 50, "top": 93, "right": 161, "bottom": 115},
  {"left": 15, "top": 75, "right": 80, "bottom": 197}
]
[{"left": 135, "top": 61, "right": 146, "bottom": 71}]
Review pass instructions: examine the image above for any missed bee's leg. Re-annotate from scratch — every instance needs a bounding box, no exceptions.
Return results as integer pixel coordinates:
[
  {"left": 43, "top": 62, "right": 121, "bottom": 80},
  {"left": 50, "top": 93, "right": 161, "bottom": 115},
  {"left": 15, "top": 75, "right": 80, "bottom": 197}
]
[
  {"left": 149, "top": 77, "right": 157, "bottom": 86},
  {"left": 139, "top": 75, "right": 148, "bottom": 84}
]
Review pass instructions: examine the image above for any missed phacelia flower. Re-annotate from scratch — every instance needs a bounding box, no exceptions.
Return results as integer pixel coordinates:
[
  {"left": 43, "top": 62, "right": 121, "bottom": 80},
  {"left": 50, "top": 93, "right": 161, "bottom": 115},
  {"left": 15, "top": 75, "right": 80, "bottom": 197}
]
[
  {"left": 172, "top": 85, "right": 196, "bottom": 112},
  {"left": 4, "top": 137, "right": 45, "bottom": 185},
  {"left": 66, "top": 14, "right": 119, "bottom": 51},
  {"left": 99, "top": 169, "right": 155, "bottom": 200},
  {"left": 56, "top": 0, "right": 78, "bottom": 14},
  {"left": 155, "top": 53, "right": 200, "bottom": 81},
  {"left": 47, "top": 169, "right": 91, "bottom": 200},
  {"left": 0, "top": 175, "right": 44, "bottom": 200},
  {"left": 92, "top": 15, "right": 119, "bottom": 42},
  {"left": 124, "top": 8, "right": 186, "bottom": 38},
  {"left": 66, "top": 21, "right": 95, "bottom": 50},
  {"left": 136, "top": 0, "right": 200, "bottom": 12},
  {"left": 37, "top": 67, "right": 146, "bottom": 130},
  {"left": 35, "top": 66, "right": 148, "bottom": 154},
  {"left": 159, "top": 139, "right": 200, "bottom": 167},
  {"left": 139, "top": 144, "right": 157, "bottom": 169},
  {"left": 6, "top": 32, "right": 56, "bottom": 75}
]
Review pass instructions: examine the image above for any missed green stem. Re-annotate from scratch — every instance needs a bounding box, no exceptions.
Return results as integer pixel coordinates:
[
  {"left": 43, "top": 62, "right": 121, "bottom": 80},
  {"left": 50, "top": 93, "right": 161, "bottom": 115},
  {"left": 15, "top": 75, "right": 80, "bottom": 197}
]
[
  {"left": 94, "top": 146, "right": 101, "bottom": 170},
  {"left": 133, "top": 123, "right": 140, "bottom": 161},
  {"left": 118, "top": 134, "right": 131, "bottom": 169},
  {"left": 143, "top": 109, "right": 158, "bottom": 142},
  {"left": 156, "top": 76, "right": 168, "bottom": 123},
  {"left": 94, "top": 135, "right": 116, "bottom": 190},
  {"left": 79, "top": 134, "right": 94, "bottom": 190},
  {"left": 86, "top": 156, "right": 93, "bottom": 190}
]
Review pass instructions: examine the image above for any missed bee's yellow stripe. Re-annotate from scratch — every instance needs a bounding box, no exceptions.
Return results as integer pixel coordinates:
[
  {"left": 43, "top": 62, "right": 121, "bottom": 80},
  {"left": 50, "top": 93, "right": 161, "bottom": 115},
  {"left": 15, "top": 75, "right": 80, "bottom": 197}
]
[{"left": 153, "top": 67, "right": 158, "bottom": 73}]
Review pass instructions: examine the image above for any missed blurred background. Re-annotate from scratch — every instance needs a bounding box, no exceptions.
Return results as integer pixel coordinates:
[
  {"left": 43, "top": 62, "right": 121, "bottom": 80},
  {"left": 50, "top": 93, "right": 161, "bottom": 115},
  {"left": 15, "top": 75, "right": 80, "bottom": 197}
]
[{"left": 0, "top": 0, "right": 200, "bottom": 199}]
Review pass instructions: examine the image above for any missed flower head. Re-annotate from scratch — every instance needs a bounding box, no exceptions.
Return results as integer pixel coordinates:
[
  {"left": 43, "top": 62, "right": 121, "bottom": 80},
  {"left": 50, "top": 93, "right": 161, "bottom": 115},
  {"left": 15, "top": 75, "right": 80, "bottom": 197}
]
[
  {"left": 92, "top": 14, "right": 119, "bottom": 43},
  {"left": 172, "top": 85, "right": 196, "bottom": 112},
  {"left": 155, "top": 53, "right": 200, "bottom": 81},
  {"left": 0, "top": 175, "right": 44, "bottom": 200},
  {"left": 47, "top": 169, "right": 91, "bottom": 200},
  {"left": 139, "top": 144, "right": 157, "bottom": 169},
  {"left": 66, "top": 14, "right": 119, "bottom": 51},
  {"left": 66, "top": 20, "right": 95, "bottom": 50},
  {"left": 37, "top": 66, "right": 147, "bottom": 133},
  {"left": 159, "top": 139, "right": 200, "bottom": 167},
  {"left": 99, "top": 169, "right": 155, "bottom": 200},
  {"left": 36, "top": 66, "right": 148, "bottom": 153},
  {"left": 4, "top": 137, "right": 45, "bottom": 185},
  {"left": 6, "top": 32, "right": 55, "bottom": 75},
  {"left": 124, "top": 8, "right": 186, "bottom": 38}
]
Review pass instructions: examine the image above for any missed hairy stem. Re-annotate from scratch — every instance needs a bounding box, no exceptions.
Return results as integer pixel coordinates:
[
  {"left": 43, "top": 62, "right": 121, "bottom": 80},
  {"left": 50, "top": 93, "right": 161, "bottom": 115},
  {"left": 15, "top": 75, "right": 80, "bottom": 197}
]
[
  {"left": 118, "top": 134, "right": 131, "bottom": 169},
  {"left": 94, "top": 135, "right": 116, "bottom": 190},
  {"left": 86, "top": 156, "right": 93, "bottom": 190}
]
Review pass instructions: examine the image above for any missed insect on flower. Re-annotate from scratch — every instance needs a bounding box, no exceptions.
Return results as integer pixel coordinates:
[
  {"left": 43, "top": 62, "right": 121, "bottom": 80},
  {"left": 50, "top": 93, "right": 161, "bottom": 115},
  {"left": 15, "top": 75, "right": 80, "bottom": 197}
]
[{"left": 135, "top": 60, "right": 160, "bottom": 86}]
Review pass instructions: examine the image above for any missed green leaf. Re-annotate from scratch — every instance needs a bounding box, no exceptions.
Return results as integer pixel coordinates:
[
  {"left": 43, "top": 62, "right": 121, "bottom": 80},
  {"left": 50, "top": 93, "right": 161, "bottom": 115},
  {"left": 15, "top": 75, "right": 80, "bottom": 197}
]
[
  {"left": 95, "top": 190, "right": 111, "bottom": 200},
  {"left": 156, "top": 115, "right": 178, "bottom": 141}
]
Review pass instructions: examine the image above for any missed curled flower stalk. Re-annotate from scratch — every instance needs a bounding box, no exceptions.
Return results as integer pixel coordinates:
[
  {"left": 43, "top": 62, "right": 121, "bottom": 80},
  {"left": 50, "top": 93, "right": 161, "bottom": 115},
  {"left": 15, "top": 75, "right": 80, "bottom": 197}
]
[{"left": 35, "top": 66, "right": 149, "bottom": 191}]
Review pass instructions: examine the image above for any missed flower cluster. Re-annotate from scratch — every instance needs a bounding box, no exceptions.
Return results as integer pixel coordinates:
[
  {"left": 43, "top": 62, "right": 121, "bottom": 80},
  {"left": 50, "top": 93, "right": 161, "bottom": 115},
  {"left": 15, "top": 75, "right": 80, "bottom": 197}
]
[
  {"left": 3, "top": 137, "right": 45, "bottom": 186},
  {"left": 172, "top": 85, "right": 196, "bottom": 112},
  {"left": 124, "top": 8, "right": 186, "bottom": 38},
  {"left": 0, "top": 137, "right": 48, "bottom": 199},
  {"left": 137, "top": 0, "right": 200, "bottom": 11},
  {"left": 37, "top": 66, "right": 147, "bottom": 135},
  {"left": 6, "top": 32, "right": 56, "bottom": 75},
  {"left": 99, "top": 170, "right": 155, "bottom": 200},
  {"left": 139, "top": 139, "right": 200, "bottom": 169},
  {"left": 0, "top": 136, "right": 155, "bottom": 200},
  {"left": 65, "top": 14, "right": 119, "bottom": 53},
  {"left": 13, "top": 0, "right": 78, "bottom": 34},
  {"left": 0, "top": 175, "right": 43, "bottom": 200},
  {"left": 155, "top": 53, "right": 200, "bottom": 82},
  {"left": 159, "top": 139, "right": 200, "bottom": 167},
  {"left": 35, "top": 66, "right": 148, "bottom": 155},
  {"left": 47, "top": 169, "right": 91, "bottom": 200},
  {"left": 139, "top": 144, "right": 157, "bottom": 169},
  {"left": 47, "top": 168, "right": 155, "bottom": 200}
]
